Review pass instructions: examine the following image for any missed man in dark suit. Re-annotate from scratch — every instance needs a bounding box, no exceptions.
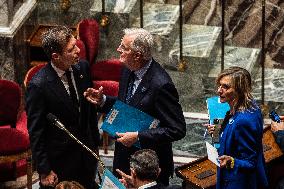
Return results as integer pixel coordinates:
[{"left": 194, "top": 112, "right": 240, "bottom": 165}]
[
  {"left": 26, "top": 26, "right": 99, "bottom": 189},
  {"left": 117, "top": 149, "right": 168, "bottom": 189},
  {"left": 84, "top": 28, "right": 186, "bottom": 186}
]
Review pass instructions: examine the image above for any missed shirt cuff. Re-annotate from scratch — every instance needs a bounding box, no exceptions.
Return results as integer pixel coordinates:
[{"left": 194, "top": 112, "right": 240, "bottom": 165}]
[
  {"left": 100, "top": 94, "right": 106, "bottom": 107},
  {"left": 136, "top": 131, "right": 141, "bottom": 147}
]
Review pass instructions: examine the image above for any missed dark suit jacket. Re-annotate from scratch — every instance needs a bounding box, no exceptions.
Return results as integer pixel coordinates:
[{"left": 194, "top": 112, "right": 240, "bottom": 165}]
[
  {"left": 26, "top": 60, "right": 99, "bottom": 187},
  {"left": 274, "top": 130, "right": 284, "bottom": 152},
  {"left": 102, "top": 59, "right": 186, "bottom": 181}
]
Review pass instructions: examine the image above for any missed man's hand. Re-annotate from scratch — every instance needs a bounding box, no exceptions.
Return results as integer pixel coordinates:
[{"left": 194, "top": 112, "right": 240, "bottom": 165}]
[
  {"left": 271, "top": 116, "right": 284, "bottom": 132},
  {"left": 83, "top": 86, "right": 104, "bottom": 106},
  {"left": 116, "top": 169, "right": 134, "bottom": 188},
  {"left": 40, "top": 170, "right": 58, "bottom": 187},
  {"left": 116, "top": 132, "right": 138, "bottom": 147}
]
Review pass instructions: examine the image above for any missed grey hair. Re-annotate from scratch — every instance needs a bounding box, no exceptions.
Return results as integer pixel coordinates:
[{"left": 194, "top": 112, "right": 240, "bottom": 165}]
[
  {"left": 123, "top": 28, "right": 154, "bottom": 61},
  {"left": 41, "top": 26, "right": 72, "bottom": 59},
  {"left": 130, "top": 149, "right": 160, "bottom": 181}
]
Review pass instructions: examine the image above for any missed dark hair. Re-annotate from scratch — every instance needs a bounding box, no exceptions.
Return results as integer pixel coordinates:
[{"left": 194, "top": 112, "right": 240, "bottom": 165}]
[
  {"left": 41, "top": 26, "right": 72, "bottom": 59},
  {"left": 55, "top": 181, "right": 85, "bottom": 189},
  {"left": 216, "top": 66, "right": 255, "bottom": 113},
  {"left": 130, "top": 149, "right": 160, "bottom": 181}
]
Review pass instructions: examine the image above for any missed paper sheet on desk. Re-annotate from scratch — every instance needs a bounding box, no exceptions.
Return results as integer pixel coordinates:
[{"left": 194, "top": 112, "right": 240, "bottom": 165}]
[{"left": 206, "top": 141, "right": 220, "bottom": 167}]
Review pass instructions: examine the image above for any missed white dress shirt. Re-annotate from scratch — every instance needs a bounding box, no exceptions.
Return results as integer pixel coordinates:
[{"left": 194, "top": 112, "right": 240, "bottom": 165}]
[
  {"left": 138, "top": 181, "right": 157, "bottom": 189},
  {"left": 51, "top": 62, "right": 79, "bottom": 100}
]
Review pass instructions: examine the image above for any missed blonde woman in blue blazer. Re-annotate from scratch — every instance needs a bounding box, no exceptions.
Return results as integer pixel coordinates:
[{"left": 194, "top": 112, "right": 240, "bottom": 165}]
[{"left": 208, "top": 67, "right": 268, "bottom": 189}]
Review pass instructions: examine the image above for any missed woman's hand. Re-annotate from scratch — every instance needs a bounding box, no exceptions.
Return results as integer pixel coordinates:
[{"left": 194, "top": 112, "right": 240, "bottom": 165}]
[
  {"left": 204, "top": 124, "right": 216, "bottom": 135},
  {"left": 218, "top": 155, "right": 234, "bottom": 169}
]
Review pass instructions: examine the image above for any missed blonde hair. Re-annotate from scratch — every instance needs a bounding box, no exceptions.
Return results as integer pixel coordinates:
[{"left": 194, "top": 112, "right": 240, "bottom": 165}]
[{"left": 216, "top": 67, "right": 255, "bottom": 113}]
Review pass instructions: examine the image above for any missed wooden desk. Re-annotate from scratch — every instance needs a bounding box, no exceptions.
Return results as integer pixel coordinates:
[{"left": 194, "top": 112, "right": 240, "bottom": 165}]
[{"left": 26, "top": 25, "right": 77, "bottom": 66}]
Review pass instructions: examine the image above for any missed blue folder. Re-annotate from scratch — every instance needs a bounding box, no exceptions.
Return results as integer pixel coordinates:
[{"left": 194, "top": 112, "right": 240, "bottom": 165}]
[
  {"left": 101, "top": 100, "right": 160, "bottom": 140},
  {"left": 206, "top": 96, "right": 230, "bottom": 124},
  {"left": 99, "top": 169, "right": 126, "bottom": 189}
]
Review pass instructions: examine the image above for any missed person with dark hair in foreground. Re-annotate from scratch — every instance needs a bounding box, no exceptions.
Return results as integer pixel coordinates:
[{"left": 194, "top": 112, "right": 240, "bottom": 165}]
[
  {"left": 84, "top": 28, "right": 186, "bottom": 186},
  {"left": 117, "top": 149, "right": 181, "bottom": 189},
  {"left": 26, "top": 26, "right": 99, "bottom": 189},
  {"left": 207, "top": 67, "right": 268, "bottom": 189},
  {"left": 55, "top": 181, "right": 85, "bottom": 189}
]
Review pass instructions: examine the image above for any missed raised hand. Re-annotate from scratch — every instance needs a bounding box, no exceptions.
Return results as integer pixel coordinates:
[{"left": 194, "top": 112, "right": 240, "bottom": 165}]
[
  {"left": 83, "top": 86, "right": 104, "bottom": 106},
  {"left": 116, "top": 169, "right": 134, "bottom": 188}
]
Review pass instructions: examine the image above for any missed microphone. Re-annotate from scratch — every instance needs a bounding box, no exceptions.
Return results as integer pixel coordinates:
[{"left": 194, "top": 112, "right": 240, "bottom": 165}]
[
  {"left": 46, "top": 113, "right": 105, "bottom": 170},
  {"left": 46, "top": 113, "right": 65, "bottom": 130}
]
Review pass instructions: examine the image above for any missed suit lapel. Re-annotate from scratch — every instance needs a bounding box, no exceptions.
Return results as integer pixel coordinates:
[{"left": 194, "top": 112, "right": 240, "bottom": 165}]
[
  {"left": 120, "top": 69, "right": 132, "bottom": 103},
  {"left": 128, "top": 61, "right": 154, "bottom": 106},
  {"left": 46, "top": 63, "right": 78, "bottom": 115},
  {"left": 219, "top": 126, "right": 228, "bottom": 155},
  {"left": 72, "top": 64, "right": 83, "bottom": 105},
  {"left": 219, "top": 115, "right": 235, "bottom": 155}
]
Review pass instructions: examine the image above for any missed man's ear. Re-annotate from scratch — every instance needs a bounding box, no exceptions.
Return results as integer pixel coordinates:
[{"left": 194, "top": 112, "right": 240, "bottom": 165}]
[
  {"left": 131, "top": 169, "right": 136, "bottom": 178},
  {"left": 134, "top": 52, "right": 142, "bottom": 61},
  {"left": 157, "top": 168, "right": 161, "bottom": 178},
  {"left": 51, "top": 53, "right": 59, "bottom": 60}
]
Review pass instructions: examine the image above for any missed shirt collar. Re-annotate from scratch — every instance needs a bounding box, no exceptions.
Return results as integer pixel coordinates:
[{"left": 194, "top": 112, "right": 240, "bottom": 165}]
[
  {"left": 138, "top": 181, "right": 157, "bottom": 189},
  {"left": 51, "top": 61, "right": 72, "bottom": 77},
  {"left": 134, "top": 59, "right": 152, "bottom": 80}
]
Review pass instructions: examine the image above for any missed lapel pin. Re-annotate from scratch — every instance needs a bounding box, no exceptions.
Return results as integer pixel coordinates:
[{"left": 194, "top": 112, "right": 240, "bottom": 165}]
[
  {"left": 141, "top": 87, "right": 146, "bottom": 92},
  {"left": 80, "top": 75, "right": 83, "bottom": 79}
]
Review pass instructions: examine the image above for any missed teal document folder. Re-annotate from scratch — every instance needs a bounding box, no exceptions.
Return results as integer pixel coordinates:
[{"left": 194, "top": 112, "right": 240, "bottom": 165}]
[
  {"left": 99, "top": 169, "right": 126, "bottom": 189},
  {"left": 206, "top": 96, "right": 230, "bottom": 124},
  {"left": 101, "top": 100, "right": 160, "bottom": 139}
]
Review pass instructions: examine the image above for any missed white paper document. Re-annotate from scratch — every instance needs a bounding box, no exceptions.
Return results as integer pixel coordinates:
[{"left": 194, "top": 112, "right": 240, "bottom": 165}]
[{"left": 206, "top": 141, "right": 220, "bottom": 167}]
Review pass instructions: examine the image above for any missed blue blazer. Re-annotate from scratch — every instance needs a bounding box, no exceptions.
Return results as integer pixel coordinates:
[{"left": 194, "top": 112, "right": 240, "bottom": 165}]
[{"left": 217, "top": 107, "right": 268, "bottom": 189}]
